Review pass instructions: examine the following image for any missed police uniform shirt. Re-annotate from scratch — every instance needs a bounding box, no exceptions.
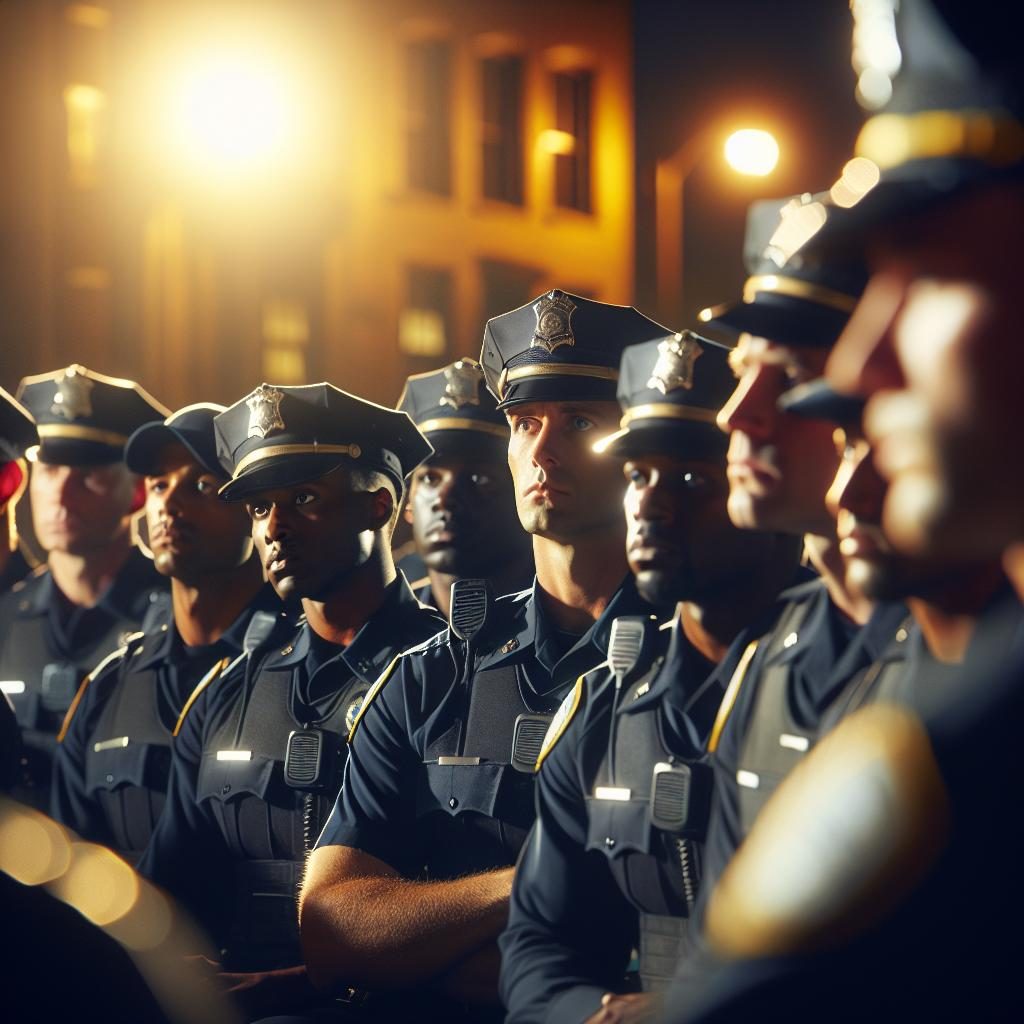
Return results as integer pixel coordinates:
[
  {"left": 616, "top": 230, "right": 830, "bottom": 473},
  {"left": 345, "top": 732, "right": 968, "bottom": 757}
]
[
  {"left": 137, "top": 573, "right": 443, "bottom": 967},
  {"left": 0, "top": 548, "right": 167, "bottom": 808},
  {"left": 0, "top": 547, "right": 31, "bottom": 596},
  {"left": 49, "top": 583, "right": 283, "bottom": 858},
  {"left": 500, "top": 618, "right": 723, "bottom": 1024},
  {"left": 315, "top": 576, "right": 655, "bottom": 883}
]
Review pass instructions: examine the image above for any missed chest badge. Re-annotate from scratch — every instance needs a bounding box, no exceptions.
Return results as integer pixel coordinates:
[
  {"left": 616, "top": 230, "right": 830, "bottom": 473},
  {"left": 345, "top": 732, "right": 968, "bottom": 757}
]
[
  {"left": 531, "top": 290, "right": 577, "bottom": 354},
  {"left": 246, "top": 385, "right": 286, "bottom": 440},
  {"left": 647, "top": 332, "right": 703, "bottom": 394}
]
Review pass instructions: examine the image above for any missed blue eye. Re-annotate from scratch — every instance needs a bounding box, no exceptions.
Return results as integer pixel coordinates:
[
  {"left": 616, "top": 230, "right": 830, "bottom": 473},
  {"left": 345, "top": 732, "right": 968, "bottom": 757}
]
[{"left": 572, "top": 416, "right": 594, "bottom": 431}]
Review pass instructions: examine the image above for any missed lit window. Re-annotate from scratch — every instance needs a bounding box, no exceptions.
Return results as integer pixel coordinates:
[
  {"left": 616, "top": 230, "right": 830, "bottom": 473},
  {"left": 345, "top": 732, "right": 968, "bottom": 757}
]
[
  {"left": 400, "top": 267, "right": 452, "bottom": 359},
  {"left": 552, "top": 70, "right": 592, "bottom": 213},
  {"left": 406, "top": 40, "right": 452, "bottom": 195},
  {"left": 262, "top": 299, "right": 309, "bottom": 384}
]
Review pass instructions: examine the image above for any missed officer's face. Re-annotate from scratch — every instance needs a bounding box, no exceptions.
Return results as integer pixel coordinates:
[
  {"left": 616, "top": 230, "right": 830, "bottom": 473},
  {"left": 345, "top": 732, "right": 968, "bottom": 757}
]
[
  {"left": 506, "top": 400, "right": 624, "bottom": 541},
  {"left": 405, "top": 451, "right": 526, "bottom": 575},
  {"left": 246, "top": 468, "right": 380, "bottom": 601},
  {"left": 144, "top": 443, "right": 253, "bottom": 584},
  {"left": 624, "top": 451, "right": 771, "bottom": 605},
  {"left": 29, "top": 459, "right": 138, "bottom": 556},
  {"left": 826, "top": 184, "right": 1024, "bottom": 561},
  {"left": 717, "top": 336, "right": 838, "bottom": 537}
]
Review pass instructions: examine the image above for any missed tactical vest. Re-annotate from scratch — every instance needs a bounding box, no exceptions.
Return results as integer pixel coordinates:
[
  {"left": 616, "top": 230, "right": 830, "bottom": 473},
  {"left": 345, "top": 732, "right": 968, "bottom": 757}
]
[
  {"left": 196, "top": 653, "right": 367, "bottom": 972},
  {"left": 734, "top": 597, "right": 818, "bottom": 835},
  {"left": 417, "top": 664, "right": 556, "bottom": 879},
  {"left": 81, "top": 657, "right": 176, "bottom": 862},
  {"left": 585, "top": 664, "right": 713, "bottom": 992},
  {"left": 0, "top": 603, "right": 139, "bottom": 809}
]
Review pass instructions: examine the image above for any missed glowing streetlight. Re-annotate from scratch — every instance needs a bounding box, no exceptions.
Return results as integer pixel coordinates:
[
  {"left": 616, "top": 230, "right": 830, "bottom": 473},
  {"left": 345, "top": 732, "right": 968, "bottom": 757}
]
[
  {"left": 724, "top": 129, "right": 780, "bottom": 177},
  {"left": 656, "top": 124, "right": 781, "bottom": 323}
]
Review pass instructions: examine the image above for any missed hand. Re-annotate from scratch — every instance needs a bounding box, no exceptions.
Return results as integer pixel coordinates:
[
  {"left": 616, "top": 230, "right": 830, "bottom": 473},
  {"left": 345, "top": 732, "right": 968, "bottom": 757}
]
[
  {"left": 585, "top": 992, "right": 661, "bottom": 1024},
  {"left": 185, "top": 959, "right": 318, "bottom": 1018}
]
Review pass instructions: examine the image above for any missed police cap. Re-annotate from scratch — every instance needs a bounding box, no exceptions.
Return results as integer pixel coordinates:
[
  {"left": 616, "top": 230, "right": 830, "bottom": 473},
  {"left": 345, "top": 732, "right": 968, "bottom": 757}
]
[
  {"left": 215, "top": 382, "right": 432, "bottom": 501},
  {"left": 16, "top": 365, "right": 168, "bottom": 466},
  {"left": 480, "top": 289, "right": 671, "bottom": 410},
  {"left": 0, "top": 386, "right": 37, "bottom": 464},
  {"left": 125, "top": 403, "right": 228, "bottom": 479},
  {"left": 593, "top": 331, "right": 734, "bottom": 459},
  {"left": 698, "top": 195, "right": 867, "bottom": 350},
  {"left": 396, "top": 358, "right": 508, "bottom": 456},
  {"left": 778, "top": 378, "right": 866, "bottom": 426}
]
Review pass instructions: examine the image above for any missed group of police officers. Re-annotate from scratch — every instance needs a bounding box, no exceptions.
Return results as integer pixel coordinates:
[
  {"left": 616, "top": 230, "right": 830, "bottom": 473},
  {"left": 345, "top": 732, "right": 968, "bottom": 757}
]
[{"left": 1, "top": 1, "right": 1022, "bottom": 1020}]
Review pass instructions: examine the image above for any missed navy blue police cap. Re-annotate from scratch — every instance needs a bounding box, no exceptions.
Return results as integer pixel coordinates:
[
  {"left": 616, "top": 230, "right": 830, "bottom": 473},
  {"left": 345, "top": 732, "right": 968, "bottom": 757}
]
[
  {"left": 778, "top": 378, "right": 866, "bottom": 426},
  {"left": 807, "top": 0, "right": 1024, "bottom": 253},
  {"left": 593, "top": 331, "right": 734, "bottom": 459},
  {"left": 396, "top": 358, "right": 508, "bottom": 456},
  {"left": 16, "top": 365, "right": 168, "bottom": 466},
  {"left": 698, "top": 194, "right": 868, "bottom": 350},
  {"left": 0, "top": 386, "right": 38, "bottom": 464},
  {"left": 125, "top": 403, "right": 229, "bottom": 480},
  {"left": 215, "top": 382, "right": 433, "bottom": 502},
  {"left": 480, "top": 289, "right": 672, "bottom": 410}
]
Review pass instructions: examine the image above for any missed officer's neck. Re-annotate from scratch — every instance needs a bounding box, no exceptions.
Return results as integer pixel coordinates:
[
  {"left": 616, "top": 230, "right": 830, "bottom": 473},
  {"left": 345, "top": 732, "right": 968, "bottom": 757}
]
[
  {"left": 907, "top": 561, "right": 1007, "bottom": 664},
  {"left": 172, "top": 556, "right": 266, "bottom": 648},
  {"left": 804, "top": 532, "right": 873, "bottom": 626},
  {"left": 302, "top": 549, "right": 396, "bottom": 647},
  {"left": 47, "top": 529, "right": 133, "bottom": 609},
  {"left": 533, "top": 529, "right": 627, "bottom": 634}
]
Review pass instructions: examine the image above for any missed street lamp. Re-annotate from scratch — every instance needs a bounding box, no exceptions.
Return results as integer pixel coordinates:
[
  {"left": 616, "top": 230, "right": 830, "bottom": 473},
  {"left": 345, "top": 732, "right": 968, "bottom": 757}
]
[{"left": 655, "top": 125, "right": 780, "bottom": 324}]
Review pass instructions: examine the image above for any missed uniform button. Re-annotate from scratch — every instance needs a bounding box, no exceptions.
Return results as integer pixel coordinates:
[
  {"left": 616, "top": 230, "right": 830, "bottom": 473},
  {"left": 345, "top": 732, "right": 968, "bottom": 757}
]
[
  {"left": 500, "top": 638, "right": 519, "bottom": 654},
  {"left": 19, "top": 600, "right": 29, "bottom": 612},
  {"left": 221, "top": 784, "right": 231, "bottom": 795},
  {"left": 604, "top": 837, "right": 615, "bottom": 849},
  {"left": 149, "top": 592, "right": 159, "bottom": 603},
  {"left": 449, "top": 798, "right": 458, "bottom": 809},
  {"left": 160, "top": 624, "right": 168, "bottom": 632},
  {"left": 281, "top": 645, "right": 294, "bottom": 655},
  {"left": 783, "top": 632, "right": 799, "bottom": 648},
  {"left": 357, "top": 660, "right": 372, "bottom": 673},
  {"left": 105, "top": 774, "right": 114, "bottom": 783},
  {"left": 895, "top": 627, "right": 909, "bottom": 643}
]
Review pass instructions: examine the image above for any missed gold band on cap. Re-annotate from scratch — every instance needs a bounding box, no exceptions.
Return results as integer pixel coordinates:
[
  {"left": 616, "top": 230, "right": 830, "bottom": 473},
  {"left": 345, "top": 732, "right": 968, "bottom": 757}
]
[
  {"left": 742, "top": 275, "right": 859, "bottom": 314},
  {"left": 232, "top": 442, "right": 363, "bottom": 479},
  {"left": 36, "top": 423, "right": 129, "bottom": 447},
  {"left": 498, "top": 363, "right": 619, "bottom": 400},
  {"left": 418, "top": 417, "right": 508, "bottom": 439},
  {"left": 621, "top": 403, "right": 718, "bottom": 427},
  {"left": 857, "top": 108, "right": 1024, "bottom": 171}
]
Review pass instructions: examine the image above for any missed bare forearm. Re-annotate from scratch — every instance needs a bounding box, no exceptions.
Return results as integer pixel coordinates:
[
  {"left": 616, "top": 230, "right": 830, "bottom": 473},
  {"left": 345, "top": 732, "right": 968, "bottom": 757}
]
[{"left": 301, "top": 850, "right": 513, "bottom": 990}]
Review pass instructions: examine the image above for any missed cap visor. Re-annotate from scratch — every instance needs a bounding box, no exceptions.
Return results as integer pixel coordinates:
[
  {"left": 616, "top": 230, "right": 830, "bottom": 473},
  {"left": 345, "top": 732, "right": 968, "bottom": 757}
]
[
  {"left": 593, "top": 421, "right": 727, "bottom": 459},
  {"left": 496, "top": 375, "right": 618, "bottom": 411},
  {"left": 779, "top": 379, "right": 865, "bottom": 423},
  {"left": 703, "top": 299, "right": 849, "bottom": 350},
  {"left": 218, "top": 453, "right": 355, "bottom": 501},
  {"left": 124, "top": 422, "right": 224, "bottom": 478}
]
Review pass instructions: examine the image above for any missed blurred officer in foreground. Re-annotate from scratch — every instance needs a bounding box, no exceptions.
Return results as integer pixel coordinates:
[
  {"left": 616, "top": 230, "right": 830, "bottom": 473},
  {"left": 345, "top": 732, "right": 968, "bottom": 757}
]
[
  {"left": 139, "top": 384, "right": 444, "bottom": 1015},
  {"left": 0, "top": 388, "right": 37, "bottom": 791},
  {"left": 50, "top": 404, "right": 280, "bottom": 862},
  {"left": 0, "top": 365, "right": 168, "bottom": 808},
  {"left": 0, "top": 385, "right": 36, "bottom": 595},
  {"left": 499, "top": 332, "right": 804, "bottom": 1024},
  {"left": 665, "top": 2, "right": 1024, "bottom": 1019},
  {"left": 397, "top": 358, "right": 533, "bottom": 616},
  {"left": 300, "top": 292, "right": 668, "bottom": 1021}
]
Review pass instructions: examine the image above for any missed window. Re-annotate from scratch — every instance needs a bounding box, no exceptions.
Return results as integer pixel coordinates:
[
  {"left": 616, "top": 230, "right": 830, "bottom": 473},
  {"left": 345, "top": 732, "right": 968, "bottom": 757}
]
[
  {"left": 400, "top": 266, "right": 452, "bottom": 360},
  {"left": 262, "top": 299, "right": 309, "bottom": 384},
  {"left": 480, "top": 259, "right": 542, "bottom": 326},
  {"left": 481, "top": 56, "right": 524, "bottom": 204},
  {"left": 553, "top": 70, "right": 592, "bottom": 212},
  {"left": 406, "top": 40, "right": 452, "bottom": 195}
]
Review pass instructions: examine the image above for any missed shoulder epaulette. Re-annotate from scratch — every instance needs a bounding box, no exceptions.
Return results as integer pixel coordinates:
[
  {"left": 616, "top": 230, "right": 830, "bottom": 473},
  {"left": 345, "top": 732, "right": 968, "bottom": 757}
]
[
  {"left": 56, "top": 644, "right": 130, "bottom": 743},
  {"left": 535, "top": 662, "right": 605, "bottom": 771},
  {"left": 347, "top": 640, "right": 434, "bottom": 743},
  {"left": 707, "top": 639, "right": 760, "bottom": 754},
  {"left": 172, "top": 652, "right": 241, "bottom": 737}
]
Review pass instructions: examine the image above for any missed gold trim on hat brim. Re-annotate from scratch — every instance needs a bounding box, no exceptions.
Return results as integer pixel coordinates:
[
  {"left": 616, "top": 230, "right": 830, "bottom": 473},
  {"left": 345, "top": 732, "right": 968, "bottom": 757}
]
[
  {"left": 498, "top": 362, "right": 619, "bottom": 400},
  {"left": 857, "top": 108, "right": 1024, "bottom": 172},
  {"left": 417, "top": 418, "right": 508, "bottom": 439},
  {"left": 742, "top": 275, "right": 858, "bottom": 314},
  {"left": 18, "top": 364, "right": 170, "bottom": 417},
  {"left": 592, "top": 404, "right": 720, "bottom": 455},
  {"left": 230, "top": 442, "right": 363, "bottom": 481},
  {"left": 36, "top": 423, "right": 129, "bottom": 447}
]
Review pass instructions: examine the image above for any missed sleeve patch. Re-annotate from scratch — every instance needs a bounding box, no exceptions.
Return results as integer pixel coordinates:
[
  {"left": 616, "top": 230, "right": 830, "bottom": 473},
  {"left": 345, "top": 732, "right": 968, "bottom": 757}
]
[{"left": 346, "top": 652, "right": 405, "bottom": 743}]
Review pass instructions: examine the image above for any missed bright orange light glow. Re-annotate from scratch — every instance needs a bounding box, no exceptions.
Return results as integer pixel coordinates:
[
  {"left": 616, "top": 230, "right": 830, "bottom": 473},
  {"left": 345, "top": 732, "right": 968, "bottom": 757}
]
[
  {"left": 167, "top": 48, "right": 298, "bottom": 175},
  {"left": 724, "top": 129, "right": 780, "bottom": 177}
]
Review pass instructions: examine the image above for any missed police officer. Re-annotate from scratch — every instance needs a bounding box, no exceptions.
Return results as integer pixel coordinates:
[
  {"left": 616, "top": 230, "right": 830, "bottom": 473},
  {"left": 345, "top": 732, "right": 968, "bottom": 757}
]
[
  {"left": 300, "top": 292, "right": 669, "bottom": 1019},
  {"left": 0, "top": 365, "right": 168, "bottom": 808},
  {"left": 0, "top": 385, "right": 36, "bottom": 596},
  {"left": 138, "top": 383, "right": 444, "bottom": 991},
  {"left": 0, "top": 387, "right": 37, "bottom": 791},
  {"left": 498, "top": 331, "right": 805, "bottom": 1023},
  {"left": 397, "top": 358, "right": 534, "bottom": 616},
  {"left": 50, "top": 403, "right": 282, "bottom": 861},
  {"left": 664, "top": 2, "right": 1024, "bottom": 1019}
]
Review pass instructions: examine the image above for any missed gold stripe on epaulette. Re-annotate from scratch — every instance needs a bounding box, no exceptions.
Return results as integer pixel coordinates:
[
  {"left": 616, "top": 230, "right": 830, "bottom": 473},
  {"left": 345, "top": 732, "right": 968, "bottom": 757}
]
[
  {"left": 707, "top": 640, "right": 759, "bottom": 754},
  {"left": 347, "top": 653, "right": 404, "bottom": 743},
  {"left": 535, "top": 664, "right": 602, "bottom": 771},
  {"left": 56, "top": 645, "right": 129, "bottom": 743},
  {"left": 172, "top": 655, "right": 233, "bottom": 737}
]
